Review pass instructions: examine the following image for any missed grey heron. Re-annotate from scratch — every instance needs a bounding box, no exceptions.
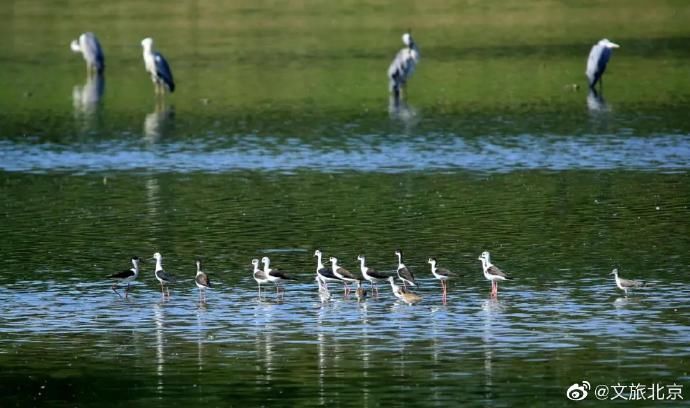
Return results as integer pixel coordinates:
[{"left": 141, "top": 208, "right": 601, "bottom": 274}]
[
  {"left": 141, "top": 37, "right": 175, "bottom": 94},
  {"left": 70, "top": 32, "right": 105, "bottom": 74},
  {"left": 586, "top": 38, "right": 620, "bottom": 90},
  {"left": 387, "top": 32, "right": 420, "bottom": 99}
]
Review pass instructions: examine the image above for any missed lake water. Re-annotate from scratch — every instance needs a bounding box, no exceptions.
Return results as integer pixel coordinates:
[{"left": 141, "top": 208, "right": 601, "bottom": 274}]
[{"left": 1, "top": 0, "right": 690, "bottom": 406}]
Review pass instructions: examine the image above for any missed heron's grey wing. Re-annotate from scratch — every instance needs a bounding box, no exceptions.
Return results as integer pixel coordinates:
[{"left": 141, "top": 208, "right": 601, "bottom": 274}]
[
  {"left": 154, "top": 52, "right": 175, "bottom": 92},
  {"left": 597, "top": 47, "right": 612, "bottom": 75},
  {"left": 586, "top": 44, "right": 611, "bottom": 87},
  {"left": 83, "top": 33, "right": 105, "bottom": 72}
]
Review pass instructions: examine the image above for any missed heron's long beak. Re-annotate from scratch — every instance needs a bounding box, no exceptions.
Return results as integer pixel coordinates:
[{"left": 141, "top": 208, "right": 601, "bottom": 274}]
[{"left": 610, "top": 42, "right": 620, "bottom": 48}]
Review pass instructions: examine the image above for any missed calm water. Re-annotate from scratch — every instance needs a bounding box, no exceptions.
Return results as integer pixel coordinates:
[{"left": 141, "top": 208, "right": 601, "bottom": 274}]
[{"left": 2, "top": 0, "right": 690, "bottom": 406}]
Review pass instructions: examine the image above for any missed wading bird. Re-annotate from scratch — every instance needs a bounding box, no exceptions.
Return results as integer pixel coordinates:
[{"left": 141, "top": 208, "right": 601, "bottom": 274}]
[
  {"left": 194, "top": 259, "right": 211, "bottom": 302},
  {"left": 357, "top": 255, "right": 388, "bottom": 296},
  {"left": 330, "top": 257, "right": 360, "bottom": 296},
  {"left": 153, "top": 252, "right": 176, "bottom": 297},
  {"left": 141, "top": 37, "right": 175, "bottom": 94},
  {"left": 314, "top": 249, "right": 341, "bottom": 286},
  {"left": 388, "top": 276, "right": 422, "bottom": 305},
  {"left": 252, "top": 258, "right": 270, "bottom": 297},
  {"left": 261, "top": 256, "right": 294, "bottom": 296},
  {"left": 107, "top": 256, "right": 140, "bottom": 298},
  {"left": 387, "top": 32, "right": 420, "bottom": 100},
  {"left": 428, "top": 257, "right": 452, "bottom": 302},
  {"left": 478, "top": 251, "right": 510, "bottom": 297},
  {"left": 70, "top": 32, "right": 105, "bottom": 74},
  {"left": 586, "top": 38, "right": 620, "bottom": 91},
  {"left": 394, "top": 249, "right": 416, "bottom": 288},
  {"left": 610, "top": 268, "right": 645, "bottom": 296}
]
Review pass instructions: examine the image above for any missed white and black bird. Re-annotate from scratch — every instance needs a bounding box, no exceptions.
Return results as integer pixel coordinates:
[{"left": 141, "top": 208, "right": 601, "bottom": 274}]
[
  {"left": 314, "top": 249, "right": 341, "bottom": 286},
  {"left": 388, "top": 32, "right": 420, "bottom": 99},
  {"left": 194, "top": 259, "right": 211, "bottom": 302},
  {"left": 387, "top": 276, "right": 422, "bottom": 305},
  {"left": 610, "top": 268, "right": 645, "bottom": 296},
  {"left": 357, "top": 255, "right": 388, "bottom": 296},
  {"left": 428, "top": 257, "right": 452, "bottom": 302},
  {"left": 70, "top": 32, "right": 105, "bottom": 74},
  {"left": 586, "top": 38, "right": 620, "bottom": 91},
  {"left": 107, "top": 256, "right": 141, "bottom": 298},
  {"left": 252, "top": 258, "right": 270, "bottom": 297},
  {"left": 261, "top": 256, "right": 294, "bottom": 295},
  {"left": 153, "top": 252, "right": 176, "bottom": 297},
  {"left": 477, "top": 251, "right": 510, "bottom": 297},
  {"left": 394, "top": 249, "right": 416, "bottom": 288},
  {"left": 141, "top": 37, "right": 175, "bottom": 94},
  {"left": 329, "top": 257, "right": 360, "bottom": 296}
]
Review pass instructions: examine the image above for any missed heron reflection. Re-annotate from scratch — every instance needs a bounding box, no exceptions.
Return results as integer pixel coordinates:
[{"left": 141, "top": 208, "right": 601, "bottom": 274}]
[
  {"left": 388, "top": 94, "right": 418, "bottom": 120},
  {"left": 144, "top": 102, "right": 175, "bottom": 144},
  {"left": 72, "top": 73, "right": 104, "bottom": 129},
  {"left": 587, "top": 88, "right": 609, "bottom": 112}
]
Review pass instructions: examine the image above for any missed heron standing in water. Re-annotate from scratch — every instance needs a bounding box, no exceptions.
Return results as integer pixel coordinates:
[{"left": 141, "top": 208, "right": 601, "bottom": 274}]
[
  {"left": 387, "top": 32, "right": 420, "bottom": 100},
  {"left": 586, "top": 38, "right": 620, "bottom": 91},
  {"left": 70, "top": 32, "right": 105, "bottom": 74},
  {"left": 141, "top": 37, "right": 175, "bottom": 95}
]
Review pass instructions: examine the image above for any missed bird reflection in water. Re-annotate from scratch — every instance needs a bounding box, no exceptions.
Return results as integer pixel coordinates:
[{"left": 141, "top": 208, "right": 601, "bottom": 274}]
[
  {"left": 587, "top": 88, "right": 610, "bottom": 113},
  {"left": 144, "top": 102, "right": 175, "bottom": 144},
  {"left": 153, "top": 302, "right": 166, "bottom": 397},
  {"left": 388, "top": 94, "right": 419, "bottom": 125},
  {"left": 72, "top": 73, "right": 104, "bottom": 130}
]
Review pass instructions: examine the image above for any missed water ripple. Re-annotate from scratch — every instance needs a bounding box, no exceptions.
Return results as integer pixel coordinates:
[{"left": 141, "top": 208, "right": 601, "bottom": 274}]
[{"left": 1, "top": 133, "right": 689, "bottom": 174}]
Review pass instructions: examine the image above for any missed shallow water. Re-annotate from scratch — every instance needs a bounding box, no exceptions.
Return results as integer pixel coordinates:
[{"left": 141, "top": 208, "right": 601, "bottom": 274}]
[{"left": 2, "top": 0, "right": 690, "bottom": 406}]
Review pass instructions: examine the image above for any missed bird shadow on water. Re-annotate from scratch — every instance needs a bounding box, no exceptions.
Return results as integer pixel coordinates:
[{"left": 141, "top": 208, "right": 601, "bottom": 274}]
[{"left": 143, "top": 102, "right": 175, "bottom": 144}]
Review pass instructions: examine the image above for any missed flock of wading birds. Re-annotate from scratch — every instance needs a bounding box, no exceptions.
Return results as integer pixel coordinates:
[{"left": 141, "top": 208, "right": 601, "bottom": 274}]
[
  {"left": 70, "top": 30, "right": 621, "bottom": 98},
  {"left": 72, "top": 30, "right": 634, "bottom": 302},
  {"left": 107, "top": 249, "right": 645, "bottom": 305}
]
